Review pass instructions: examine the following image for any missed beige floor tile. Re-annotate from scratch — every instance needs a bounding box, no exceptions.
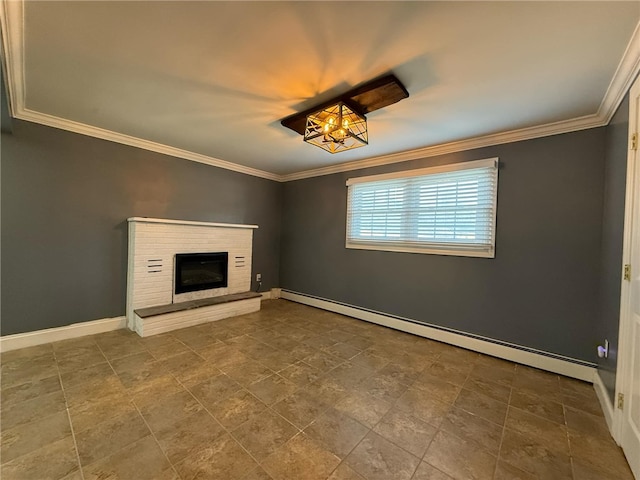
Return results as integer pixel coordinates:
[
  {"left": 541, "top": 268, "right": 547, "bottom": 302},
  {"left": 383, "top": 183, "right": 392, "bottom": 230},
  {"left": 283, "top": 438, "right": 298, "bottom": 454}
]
[
  {"left": 421, "top": 360, "right": 473, "bottom": 386},
  {"left": 59, "top": 469, "right": 84, "bottom": 480},
  {"left": 247, "top": 374, "right": 298, "bottom": 406},
  {"left": 349, "top": 350, "right": 390, "bottom": 371},
  {"left": 174, "top": 433, "right": 258, "bottom": 480},
  {"left": 494, "top": 460, "right": 537, "bottom": 480},
  {"left": 355, "top": 372, "right": 409, "bottom": 403},
  {"left": 373, "top": 408, "right": 437, "bottom": 458},
  {"left": 272, "top": 389, "right": 330, "bottom": 429},
  {"left": 0, "top": 435, "right": 79, "bottom": 480},
  {"left": 304, "top": 407, "right": 369, "bottom": 458},
  {"left": 59, "top": 362, "right": 114, "bottom": 390},
  {"left": 469, "top": 363, "right": 515, "bottom": 387},
  {"left": 82, "top": 435, "right": 172, "bottom": 480},
  {"left": 196, "top": 343, "right": 251, "bottom": 368},
  {"left": 424, "top": 430, "right": 496, "bottom": 480},
  {"left": 75, "top": 409, "right": 149, "bottom": 465},
  {"left": 262, "top": 433, "right": 341, "bottom": 480},
  {"left": 157, "top": 350, "right": 206, "bottom": 376},
  {"left": 56, "top": 346, "right": 107, "bottom": 373},
  {"left": 173, "top": 361, "right": 223, "bottom": 388},
  {"left": 96, "top": 335, "right": 148, "bottom": 361},
  {"left": 327, "top": 463, "right": 366, "bottom": 480},
  {"left": 1, "top": 389, "right": 67, "bottom": 431},
  {"left": 562, "top": 389, "right": 604, "bottom": 417},
  {"left": 258, "top": 350, "right": 301, "bottom": 372},
  {"left": 302, "top": 351, "right": 344, "bottom": 372},
  {"left": 232, "top": 409, "right": 298, "bottom": 460},
  {"left": 568, "top": 430, "right": 635, "bottom": 480},
  {"left": 1, "top": 353, "right": 58, "bottom": 389},
  {"left": 411, "top": 462, "right": 454, "bottom": 480},
  {"left": 394, "top": 386, "right": 450, "bottom": 427},
  {"left": 278, "top": 361, "right": 322, "bottom": 386},
  {"left": 1, "top": 344, "right": 53, "bottom": 363},
  {"left": 1, "top": 375, "right": 61, "bottom": 408},
  {"left": 335, "top": 390, "right": 392, "bottom": 428},
  {"left": 345, "top": 431, "right": 420, "bottom": 480},
  {"left": 189, "top": 373, "right": 243, "bottom": 408},
  {"left": 0, "top": 411, "right": 71, "bottom": 464},
  {"left": 559, "top": 376, "right": 595, "bottom": 397},
  {"left": 222, "top": 359, "right": 275, "bottom": 386},
  {"left": 572, "top": 458, "right": 634, "bottom": 480},
  {"left": 139, "top": 333, "right": 191, "bottom": 359},
  {"left": 68, "top": 391, "right": 137, "bottom": 433},
  {"left": 64, "top": 375, "right": 127, "bottom": 408},
  {"left": 412, "top": 375, "right": 462, "bottom": 404},
  {"left": 328, "top": 362, "right": 375, "bottom": 389},
  {"left": 505, "top": 406, "right": 570, "bottom": 454},
  {"left": 463, "top": 374, "right": 512, "bottom": 403},
  {"left": 509, "top": 388, "right": 565, "bottom": 425},
  {"left": 139, "top": 389, "right": 203, "bottom": 432},
  {"left": 289, "top": 343, "right": 323, "bottom": 361},
  {"left": 564, "top": 405, "right": 611, "bottom": 438},
  {"left": 129, "top": 374, "right": 184, "bottom": 406},
  {"left": 454, "top": 388, "right": 508, "bottom": 425},
  {"left": 304, "top": 376, "right": 349, "bottom": 406},
  {"left": 377, "top": 362, "right": 422, "bottom": 385},
  {"left": 500, "top": 428, "right": 572, "bottom": 479},
  {"left": 440, "top": 406, "right": 503, "bottom": 455},
  {"left": 239, "top": 340, "right": 280, "bottom": 360},
  {"left": 320, "top": 342, "right": 362, "bottom": 361},
  {"left": 154, "top": 409, "right": 226, "bottom": 464},
  {"left": 513, "top": 366, "right": 562, "bottom": 403},
  {"left": 207, "top": 388, "right": 268, "bottom": 430}
]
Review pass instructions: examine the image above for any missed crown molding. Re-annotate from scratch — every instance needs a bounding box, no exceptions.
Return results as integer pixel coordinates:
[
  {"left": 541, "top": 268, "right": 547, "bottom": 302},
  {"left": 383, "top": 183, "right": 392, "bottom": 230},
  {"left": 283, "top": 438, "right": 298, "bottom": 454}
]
[
  {"left": 14, "top": 108, "right": 281, "bottom": 181},
  {"left": 598, "top": 19, "right": 640, "bottom": 124},
  {"left": 1, "top": 2, "right": 639, "bottom": 184}
]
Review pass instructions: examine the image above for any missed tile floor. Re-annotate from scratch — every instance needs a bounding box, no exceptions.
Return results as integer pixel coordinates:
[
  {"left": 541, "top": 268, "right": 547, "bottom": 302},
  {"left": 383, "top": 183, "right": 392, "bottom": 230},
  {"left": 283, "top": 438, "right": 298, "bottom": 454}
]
[{"left": 0, "top": 299, "right": 634, "bottom": 480}]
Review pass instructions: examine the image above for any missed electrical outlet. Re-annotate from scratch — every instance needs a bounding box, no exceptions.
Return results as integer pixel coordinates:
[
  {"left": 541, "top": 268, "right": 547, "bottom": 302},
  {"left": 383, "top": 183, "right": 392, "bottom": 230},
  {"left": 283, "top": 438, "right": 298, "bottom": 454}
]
[{"left": 256, "top": 273, "right": 262, "bottom": 282}]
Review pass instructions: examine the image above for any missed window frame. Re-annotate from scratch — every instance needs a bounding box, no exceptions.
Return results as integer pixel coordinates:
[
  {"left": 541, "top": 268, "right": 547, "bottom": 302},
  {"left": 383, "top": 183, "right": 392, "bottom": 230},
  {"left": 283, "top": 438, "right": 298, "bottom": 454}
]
[{"left": 345, "top": 158, "right": 499, "bottom": 258}]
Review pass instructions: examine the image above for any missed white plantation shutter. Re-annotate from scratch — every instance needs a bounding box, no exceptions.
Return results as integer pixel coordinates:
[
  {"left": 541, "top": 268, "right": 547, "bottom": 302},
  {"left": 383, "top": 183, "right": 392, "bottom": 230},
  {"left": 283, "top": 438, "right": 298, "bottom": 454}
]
[{"left": 346, "top": 158, "right": 498, "bottom": 257}]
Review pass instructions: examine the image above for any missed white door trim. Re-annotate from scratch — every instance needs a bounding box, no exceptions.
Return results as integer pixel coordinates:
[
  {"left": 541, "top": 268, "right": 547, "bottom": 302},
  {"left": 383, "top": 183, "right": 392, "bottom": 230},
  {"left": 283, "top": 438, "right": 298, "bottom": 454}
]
[{"left": 613, "top": 73, "right": 640, "bottom": 476}]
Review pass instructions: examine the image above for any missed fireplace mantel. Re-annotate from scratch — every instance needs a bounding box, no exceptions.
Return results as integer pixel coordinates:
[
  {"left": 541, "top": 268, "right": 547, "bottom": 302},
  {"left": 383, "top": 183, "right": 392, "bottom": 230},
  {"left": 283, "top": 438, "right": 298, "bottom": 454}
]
[{"left": 127, "top": 217, "right": 258, "bottom": 230}]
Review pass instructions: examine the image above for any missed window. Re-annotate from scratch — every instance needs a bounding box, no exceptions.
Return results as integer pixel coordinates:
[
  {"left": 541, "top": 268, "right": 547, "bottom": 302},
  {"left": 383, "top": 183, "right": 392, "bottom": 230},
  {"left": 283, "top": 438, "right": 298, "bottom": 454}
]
[{"left": 346, "top": 158, "right": 498, "bottom": 257}]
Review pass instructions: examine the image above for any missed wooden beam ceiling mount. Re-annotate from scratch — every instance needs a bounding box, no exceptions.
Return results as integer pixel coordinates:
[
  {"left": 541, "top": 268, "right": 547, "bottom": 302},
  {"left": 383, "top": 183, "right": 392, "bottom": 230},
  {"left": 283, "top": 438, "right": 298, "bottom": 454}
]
[{"left": 280, "top": 74, "right": 409, "bottom": 136}]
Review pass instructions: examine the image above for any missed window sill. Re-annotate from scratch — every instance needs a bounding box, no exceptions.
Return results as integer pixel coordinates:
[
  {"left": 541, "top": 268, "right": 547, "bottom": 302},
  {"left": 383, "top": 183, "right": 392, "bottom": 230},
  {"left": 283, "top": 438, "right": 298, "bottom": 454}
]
[{"left": 345, "top": 242, "right": 495, "bottom": 258}]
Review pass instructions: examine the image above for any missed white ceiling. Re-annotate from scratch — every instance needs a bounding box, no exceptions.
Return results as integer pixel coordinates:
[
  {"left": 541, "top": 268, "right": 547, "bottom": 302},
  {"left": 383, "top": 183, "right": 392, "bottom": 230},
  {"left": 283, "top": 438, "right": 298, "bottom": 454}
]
[{"left": 2, "top": 1, "right": 640, "bottom": 180}]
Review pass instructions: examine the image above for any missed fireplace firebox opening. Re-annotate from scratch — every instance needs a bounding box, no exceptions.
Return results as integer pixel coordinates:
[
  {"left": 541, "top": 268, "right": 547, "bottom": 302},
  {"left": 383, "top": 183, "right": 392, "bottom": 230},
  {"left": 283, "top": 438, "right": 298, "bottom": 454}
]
[{"left": 174, "top": 252, "right": 228, "bottom": 294}]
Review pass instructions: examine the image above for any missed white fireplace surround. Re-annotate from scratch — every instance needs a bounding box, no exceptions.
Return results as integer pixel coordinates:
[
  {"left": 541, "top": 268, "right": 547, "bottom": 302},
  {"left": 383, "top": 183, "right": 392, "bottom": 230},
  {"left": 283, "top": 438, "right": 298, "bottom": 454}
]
[{"left": 126, "top": 217, "right": 260, "bottom": 336}]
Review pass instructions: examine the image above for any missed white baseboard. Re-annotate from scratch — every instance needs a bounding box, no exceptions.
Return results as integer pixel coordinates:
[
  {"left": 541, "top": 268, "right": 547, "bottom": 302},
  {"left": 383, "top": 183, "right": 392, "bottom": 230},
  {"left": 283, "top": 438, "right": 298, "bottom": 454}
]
[
  {"left": 593, "top": 371, "right": 617, "bottom": 441},
  {"left": 0, "top": 316, "right": 126, "bottom": 353},
  {"left": 281, "top": 290, "right": 596, "bottom": 382}
]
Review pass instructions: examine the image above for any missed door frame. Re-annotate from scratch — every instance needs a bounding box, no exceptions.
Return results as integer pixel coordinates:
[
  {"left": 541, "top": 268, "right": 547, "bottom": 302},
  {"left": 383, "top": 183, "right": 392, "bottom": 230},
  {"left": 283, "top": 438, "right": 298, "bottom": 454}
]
[{"left": 613, "top": 73, "right": 639, "bottom": 465}]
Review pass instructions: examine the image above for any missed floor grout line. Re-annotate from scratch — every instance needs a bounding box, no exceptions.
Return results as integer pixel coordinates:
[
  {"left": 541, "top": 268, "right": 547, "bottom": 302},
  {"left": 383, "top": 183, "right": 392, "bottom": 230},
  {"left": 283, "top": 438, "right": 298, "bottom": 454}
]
[{"left": 52, "top": 347, "right": 87, "bottom": 480}]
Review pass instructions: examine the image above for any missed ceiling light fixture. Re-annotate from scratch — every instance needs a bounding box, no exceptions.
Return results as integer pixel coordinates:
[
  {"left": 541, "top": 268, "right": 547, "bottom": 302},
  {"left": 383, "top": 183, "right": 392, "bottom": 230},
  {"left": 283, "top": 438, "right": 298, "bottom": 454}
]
[
  {"left": 281, "top": 74, "right": 409, "bottom": 154},
  {"left": 304, "top": 101, "right": 368, "bottom": 154}
]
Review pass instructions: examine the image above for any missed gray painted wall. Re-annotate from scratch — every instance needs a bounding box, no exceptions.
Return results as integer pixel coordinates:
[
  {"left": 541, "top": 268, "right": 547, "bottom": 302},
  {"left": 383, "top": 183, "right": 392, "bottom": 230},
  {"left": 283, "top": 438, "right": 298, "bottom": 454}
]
[
  {"left": 1, "top": 120, "right": 282, "bottom": 336},
  {"left": 598, "top": 94, "right": 630, "bottom": 401},
  {"left": 280, "top": 129, "right": 607, "bottom": 362}
]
